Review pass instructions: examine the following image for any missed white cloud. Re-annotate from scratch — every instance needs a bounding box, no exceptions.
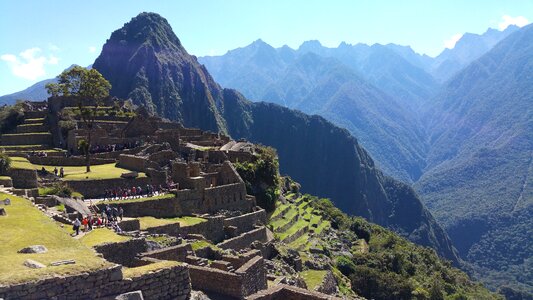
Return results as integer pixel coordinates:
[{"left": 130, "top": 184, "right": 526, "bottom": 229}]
[
  {"left": 499, "top": 15, "right": 529, "bottom": 30},
  {"left": 444, "top": 33, "right": 463, "bottom": 49},
  {"left": 88, "top": 46, "right": 96, "bottom": 53},
  {"left": 48, "top": 44, "right": 60, "bottom": 52},
  {"left": 1, "top": 47, "right": 59, "bottom": 80}
]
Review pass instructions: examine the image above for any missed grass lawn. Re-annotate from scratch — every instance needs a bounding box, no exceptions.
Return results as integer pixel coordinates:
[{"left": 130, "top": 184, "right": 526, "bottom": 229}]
[
  {"left": 0, "top": 193, "right": 110, "bottom": 284},
  {"left": 10, "top": 157, "right": 146, "bottom": 180},
  {"left": 270, "top": 207, "right": 298, "bottom": 230},
  {"left": 138, "top": 216, "right": 207, "bottom": 230},
  {"left": 300, "top": 270, "right": 327, "bottom": 290},
  {"left": 100, "top": 193, "right": 174, "bottom": 204},
  {"left": 122, "top": 260, "right": 181, "bottom": 278},
  {"left": 80, "top": 228, "right": 131, "bottom": 247},
  {"left": 190, "top": 240, "right": 221, "bottom": 251}
]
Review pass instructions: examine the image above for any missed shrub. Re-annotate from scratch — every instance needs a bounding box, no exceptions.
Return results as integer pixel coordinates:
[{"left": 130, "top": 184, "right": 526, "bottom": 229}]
[
  {"left": 0, "top": 153, "right": 12, "bottom": 175},
  {"left": 336, "top": 256, "right": 357, "bottom": 276}
]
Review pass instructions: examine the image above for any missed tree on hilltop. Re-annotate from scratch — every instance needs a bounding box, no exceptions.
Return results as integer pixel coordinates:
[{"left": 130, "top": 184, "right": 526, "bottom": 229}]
[{"left": 46, "top": 66, "right": 111, "bottom": 172}]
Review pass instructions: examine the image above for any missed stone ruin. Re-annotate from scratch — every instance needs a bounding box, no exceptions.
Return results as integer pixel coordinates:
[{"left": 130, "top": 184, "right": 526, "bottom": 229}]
[{"left": 0, "top": 99, "right": 338, "bottom": 299}]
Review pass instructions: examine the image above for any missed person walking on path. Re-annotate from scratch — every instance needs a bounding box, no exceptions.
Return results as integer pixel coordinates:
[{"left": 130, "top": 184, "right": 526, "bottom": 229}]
[
  {"left": 118, "top": 206, "right": 124, "bottom": 221},
  {"left": 59, "top": 167, "right": 65, "bottom": 178},
  {"left": 73, "top": 218, "right": 81, "bottom": 236},
  {"left": 82, "top": 216, "right": 88, "bottom": 232}
]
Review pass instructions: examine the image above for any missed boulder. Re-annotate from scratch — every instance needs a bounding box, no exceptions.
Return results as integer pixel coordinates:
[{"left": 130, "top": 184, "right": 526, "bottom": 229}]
[
  {"left": 23, "top": 259, "right": 46, "bottom": 269},
  {"left": 115, "top": 290, "right": 144, "bottom": 300},
  {"left": 121, "top": 171, "right": 139, "bottom": 179},
  {"left": 18, "top": 245, "right": 48, "bottom": 254}
]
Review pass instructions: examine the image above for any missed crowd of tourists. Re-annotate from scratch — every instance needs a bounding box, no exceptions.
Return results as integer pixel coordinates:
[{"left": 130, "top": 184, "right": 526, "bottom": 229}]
[
  {"left": 89, "top": 141, "right": 142, "bottom": 154},
  {"left": 102, "top": 184, "right": 165, "bottom": 201},
  {"left": 71, "top": 205, "right": 124, "bottom": 236}
]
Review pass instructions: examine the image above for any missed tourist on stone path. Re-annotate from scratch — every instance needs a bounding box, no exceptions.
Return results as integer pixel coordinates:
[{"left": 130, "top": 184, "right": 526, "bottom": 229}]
[
  {"left": 112, "top": 207, "right": 119, "bottom": 221},
  {"left": 54, "top": 167, "right": 58, "bottom": 176},
  {"left": 59, "top": 167, "right": 65, "bottom": 178},
  {"left": 87, "top": 215, "right": 93, "bottom": 231},
  {"left": 82, "top": 216, "right": 89, "bottom": 232},
  {"left": 101, "top": 210, "right": 107, "bottom": 226},
  {"left": 118, "top": 207, "right": 124, "bottom": 221},
  {"left": 72, "top": 218, "right": 81, "bottom": 236}
]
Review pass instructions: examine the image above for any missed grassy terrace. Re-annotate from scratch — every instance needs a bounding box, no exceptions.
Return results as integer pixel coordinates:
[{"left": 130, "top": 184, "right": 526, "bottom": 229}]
[
  {"left": 300, "top": 270, "right": 327, "bottom": 290},
  {"left": 10, "top": 157, "right": 146, "bottom": 180},
  {"left": 0, "top": 193, "right": 110, "bottom": 284},
  {"left": 2, "top": 132, "right": 51, "bottom": 136},
  {"left": 80, "top": 228, "right": 131, "bottom": 247},
  {"left": 138, "top": 216, "right": 207, "bottom": 230},
  {"left": 100, "top": 193, "right": 174, "bottom": 205}
]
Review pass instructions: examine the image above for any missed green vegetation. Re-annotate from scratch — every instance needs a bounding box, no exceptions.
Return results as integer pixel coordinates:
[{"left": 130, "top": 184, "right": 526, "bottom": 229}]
[
  {"left": 300, "top": 270, "right": 327, "bottom": 290},
  {"left": 0, "top": 152, "right": 12, "bottom": 174},
  {"left": 0, "top": 192, "right": 109, "bottom": 284},
  {"left": 100, "top": 193, "right": 174, "bottom": 204},
  {"left": 138, "top": 216, "right": 206, "bottom": 230},
  {"left": 10, "top": 157, "right": 145, "bottom": 180},
  {"left": 190, "top": 240, "right": 221, "bottom": 252},
  {"left": 46, "top": 66, "right": 112, "bottom": 173},
  {"left": 38, "top": 182, "right": 75, "bottom": 197},
  {"left": 234, "top": 146, "right": 280, "bottom": 211},
  {"left": 310, "top": 197, "right": 500, "bottom": 300},
  {"left": 79, "top": 228, "right": 131, "bottom": 247},
  {"left": 0, "top": 102, "right": 25, "bottom": 134},
  {"left": 122, "top": 260, "right": 181, "bottom": 278}
]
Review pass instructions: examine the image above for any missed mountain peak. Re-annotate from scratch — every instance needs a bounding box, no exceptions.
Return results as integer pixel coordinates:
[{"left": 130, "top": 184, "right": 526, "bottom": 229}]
[
  {"left": 109, "top": 12, "right": 183, "bottom": 51},
  {"left": 298, "top": 40, "right": 324, "bottom": 52}
]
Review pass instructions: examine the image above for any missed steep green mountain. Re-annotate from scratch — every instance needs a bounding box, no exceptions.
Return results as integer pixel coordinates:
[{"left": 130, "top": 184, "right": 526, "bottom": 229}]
[
  {"left": 200, "top": 40, "right": 429, "bottom": 182},
  {"left": 92, "top": 13, "right": 226, "bottom": 133},
  {"left": 416, "top": 24, "right": 533, "bottom": 293},
  {"left": 91, "top": 12, "right": 459, "bottom": 264}
]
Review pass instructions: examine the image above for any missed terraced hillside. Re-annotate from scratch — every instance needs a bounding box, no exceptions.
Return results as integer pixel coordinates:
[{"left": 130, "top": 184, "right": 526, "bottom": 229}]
[{"left": 269, "top": 193, "right": 330, "bottom": 250}]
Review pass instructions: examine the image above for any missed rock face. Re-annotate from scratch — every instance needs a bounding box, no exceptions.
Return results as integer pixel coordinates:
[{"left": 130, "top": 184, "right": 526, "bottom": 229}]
[
  {"left": 92, "top": 12, "right": 459, "bottom": 264},
  {"left": 93, "top": 12, "right": 226, "bottom": 133},
  {"left": 18, "top": 245, "right": 48, "bottom": 254},
  {"left": 23, "top": 259, "right": 46, "bottom": 269},
  {"left": 115, "top": 290, "right": 144, "bottom": 300}
]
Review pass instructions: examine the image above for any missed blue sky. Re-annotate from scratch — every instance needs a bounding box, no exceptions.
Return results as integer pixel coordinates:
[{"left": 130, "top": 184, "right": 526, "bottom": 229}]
[{"left": 1, "top": 0, "right": 532, "bottom": 96}]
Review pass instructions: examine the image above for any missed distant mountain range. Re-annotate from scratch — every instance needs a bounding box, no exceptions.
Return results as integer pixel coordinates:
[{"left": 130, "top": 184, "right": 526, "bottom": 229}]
[{"left": 198, "top": 25, "right": 532, "bottom": 294}]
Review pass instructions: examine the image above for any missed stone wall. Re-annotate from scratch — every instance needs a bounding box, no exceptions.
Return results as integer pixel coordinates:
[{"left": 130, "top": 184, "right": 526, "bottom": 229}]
[
  {"left": 118, "top": 154, "right": 150, "bottom": 172},
  {"left": 99, "top": 191, "right": 198, "bottom": 218},
  {"left": 224, "top": 209, "right": 267, "bottom": 235},
  {"left": 176, "top": 216, "right": 225, "bottom": 243},
  {"left": 315, "top": 270, "right": 338, "bottom": 295},
  {"left": 203, "top": 183, "right": 253, "bottom": 213},
  {"left": 141, "top": 243, "right": 192, "bottom": 262},
  {"left": 94, "top": 238, "right": 148, "bottom": 267},
  {"left": 189, "top": 256, "right": 266, "bottom": 299},
  {"left": 218, "top": 227, "right": 268, "bottom": 251},
  {"left": 1, "top": 133, "right": 52, "bottom": 146},
  {"left": 28, "top": 156, "right": 115, "bottom": 166},
  {"left": 0, "top": 264, "right": 191, "bottom": 300},
  {"left": 6, "top": 168, "right": 38, "bottom": 189},
  {"left": 246, "top": 284, "right": 340, "bottom": 300},
  {"left": 0, "top": 176, "right": 13, "bottom": 187},
  {"left": 66, "top": 177, "right": 152, "bottom": 198},
  {"left": 236, "top": 256, "right": 268, "bottom": 297}
]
